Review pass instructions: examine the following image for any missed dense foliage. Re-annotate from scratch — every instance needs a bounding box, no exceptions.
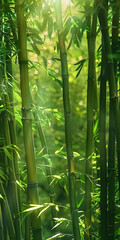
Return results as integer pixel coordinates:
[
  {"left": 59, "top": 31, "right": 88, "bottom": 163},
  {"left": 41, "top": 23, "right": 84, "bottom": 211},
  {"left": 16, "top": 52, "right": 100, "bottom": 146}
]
[{"left": 0, "top": 0, "right": 120, "bottom": 239}]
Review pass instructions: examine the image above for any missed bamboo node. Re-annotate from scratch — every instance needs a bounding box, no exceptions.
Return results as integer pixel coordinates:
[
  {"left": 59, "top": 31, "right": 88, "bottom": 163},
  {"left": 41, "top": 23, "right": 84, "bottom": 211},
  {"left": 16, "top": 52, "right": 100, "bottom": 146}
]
[
  {"left": 22, "top": 117, "right": 32, "bottom": 121},
  {"left": 100, "top": 26, "right": 109, "bottom": 30},
  {"left": 15, "top": 1, "right": 24, "bottom": 8},
  {"left": 27, "top": 182, "right": 38, "bottom": 188},
  {"left": 20, "top": 59, "right": 28, "bottom": 64},
  {"left": 49, "top": 193, "right": 56, "bottom": 197},
  {"left": 72, "top": 208, "right": 78, "bottom": 214},
  {"left": 65, "top": 112, "right": 72, "bottom": 117},
  {"left": 62, "top": 74, "right": 69, "bottom": 79},
  {"left": 22, "top": 107, "right": 32, "bottom": 121},
  {"left": 22, "top": 107, "right": 32, "bottom": 111}
]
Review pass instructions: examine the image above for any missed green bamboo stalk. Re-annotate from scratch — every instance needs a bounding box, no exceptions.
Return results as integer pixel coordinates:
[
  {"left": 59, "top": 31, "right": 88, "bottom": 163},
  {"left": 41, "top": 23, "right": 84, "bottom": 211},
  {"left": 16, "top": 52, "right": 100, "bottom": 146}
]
[
  {"left": 0, "top": 4, "right": 21, "bottom": 237},
  {"left": 99, "top": 44, "right": 107, "bottom": 240},
  {"left": 0, "top": 203, "right": 4, "bottom": 240},
  {"left": 5, "top": 40, "right": 21, "bottom": 204},
  {"left": 4, "top": 0, "right": 21, "bottom": 206},
  {"left": 98, "top": 0, "right": 120, "bottom": 239},
  {"left": 30, "top": 89, "right": 56, "bottom": 222},
  {"left": 99, "top": 2, "right": 108, "bottom": 239},
  {"left": 15, "top": 0, "right": 42, "bottom": 239},
  {"left": 25, "top": 190, "right": 31, "bottom": 240},
  {"left": 33, "top": 112, "right": 56, "bottom": 221},
  {"left": 84, "top": 1, "right": 97, "bottom": 238},
  {"left": 108, "top": 102, "right": 115, "bottom": 240},
  {"left": 112, "top": 0, "right": 119, "bottom": 79},
  {"left": 3, "top": 94, "right": 21, "bottom": 240},
  {"left": 0, "top": 117, "right": 9, "bottom": 240},
  {"left": 55, "top": 0, "right": 80, "bottom": 239},
  {"left": 108, "top": 1, "right": 119, "bottom": 238},
  {"left": 0, "top": 182, "right": 15, "bottom": 240},
  {"left": 0, "top": 10, "right": 8, "bottom": 239}
]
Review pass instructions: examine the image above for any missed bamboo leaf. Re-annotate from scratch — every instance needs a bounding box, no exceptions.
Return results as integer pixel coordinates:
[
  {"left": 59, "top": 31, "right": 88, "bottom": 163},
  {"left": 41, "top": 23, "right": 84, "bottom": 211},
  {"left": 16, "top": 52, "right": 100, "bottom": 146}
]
[
  {"left": 0, "top": 168, "right": 6, "bottom": 180},
  {"left": 0, "top": 193, "right": 4, "bottom": 200},
  {"left": 23, "top": 204, "right": 43, "bottom": 213},
  {"left": 50, "top": 58, "right": 61, "bottom": 62},
  {"left": 31, "top": 42, "right": 40, "bottom": 56},
  {"left": 48, "top": 69, "right": 63, "bottom": 88},
  {"left": 47, "top": 233, "right": 65, "bottom": 239},
  {"left": 48, "top": 16, "right": 53, "bottom": 39},
  {"left": 2, "top": 147, "right": 13, "bottom": 161},
  {"left": 16, "top": 180, "right": 26, "bottom": 191},
  {"left": 77, "top": 195, "right": 84, "bottom": 208},
  {"left": 38, "top": 204, "right": 53, "bottom": 217},
  {"left": 62, "top": 17, "right": 71, "bottom": 39},
  {"left": 74, "top": 59, "right": 86, "bottom": 78},
  {"left": 42, "top": 56, "right": 47, "bottom": 69}
]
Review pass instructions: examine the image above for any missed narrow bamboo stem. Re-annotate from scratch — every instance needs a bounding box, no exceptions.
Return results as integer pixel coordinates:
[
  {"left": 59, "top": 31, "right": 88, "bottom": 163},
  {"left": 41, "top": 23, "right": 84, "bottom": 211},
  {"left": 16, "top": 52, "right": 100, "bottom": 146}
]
[
  {"left": 84, "top": 1, "right": 97, "bottom": 238},
  {"left": 108, "top": 2, "right": 119, "bottom": 238},
  {"left": 0, "top": 182, "right": 15, "bottom": 240},
  {"left": 0, "top": 4, "right": 21, "bottom": 234},
  {"left": 56, "top": 1, "right": 80, "bottom": 239},
  {"left": 0, "top": 203, "right": 4, "bottom": 240},
  {"left": 3, "top": 94, "right": 21, "bottom": 240},
  {"left": 33, "top": 112, "right": 56, "bottom": 221},
  {"left": 99, "top": 45, "right": 107, "bottom": 240}
]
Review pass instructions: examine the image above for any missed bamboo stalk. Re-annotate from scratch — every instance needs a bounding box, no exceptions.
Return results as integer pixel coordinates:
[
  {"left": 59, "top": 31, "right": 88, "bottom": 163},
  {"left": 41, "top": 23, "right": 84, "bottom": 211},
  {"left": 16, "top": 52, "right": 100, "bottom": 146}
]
[
  {"left": 98, "top": 0, "right": 120, "bottom": 239},
  {"left": 5, "top": 36, "right": 20, "bottom": 179},
  {"left": 15, "top": 0, "right": 42, "bottom": 239},
  {"left": 33, "top": 112, "right": 56, "bottom": 222},
  {"left": 84, "top": 1, "right": 97, "bottom": 238},
  {"left": 108, "top": 1, "right": 119, "bottom": 238},
  {"left": 0, "top": 203, "right": 4, "bottom": 240},
  {"left": 4, "top": 2, "right": 21, "bottom": 216},
  {"left": 99, "top": 44, "right": 107, "bottom": 240},
  {"left": 55, "top": 0, "right": 80, "bottom": 239},
  {"left": 30, "top": 91, "right": 56, "bottom": 222},
  {"left": 0, "top": 182, "right": 15, "bottom": 240},
  {"left": 3, "top": 94, "right": 22, "bottom": 240},
  {"left": 0, "top": 3, "right": 21, "bottom": 236}
]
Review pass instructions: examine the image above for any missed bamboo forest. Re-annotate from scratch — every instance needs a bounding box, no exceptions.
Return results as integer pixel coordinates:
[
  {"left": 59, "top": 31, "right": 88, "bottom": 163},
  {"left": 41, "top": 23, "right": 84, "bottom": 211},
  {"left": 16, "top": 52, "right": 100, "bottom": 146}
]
[{"left": 0, "top": 0, "right": 120, "bottom": 239}]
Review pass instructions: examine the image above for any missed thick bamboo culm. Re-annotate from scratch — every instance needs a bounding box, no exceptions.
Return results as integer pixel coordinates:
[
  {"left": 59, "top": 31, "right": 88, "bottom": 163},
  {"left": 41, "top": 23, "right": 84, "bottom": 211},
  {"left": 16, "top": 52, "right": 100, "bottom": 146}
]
[
  {"left": 15, "top": 0, "right": 42, "bottom": 239},
  {"left": 56, "top": 0, "right": 80, "bottom": 239}
]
